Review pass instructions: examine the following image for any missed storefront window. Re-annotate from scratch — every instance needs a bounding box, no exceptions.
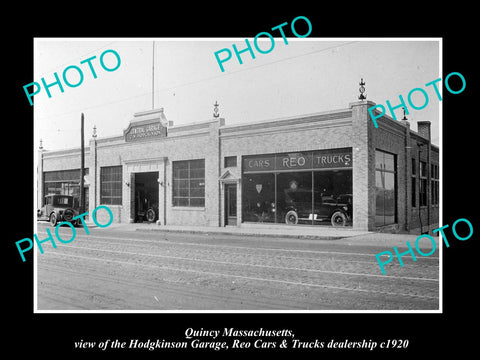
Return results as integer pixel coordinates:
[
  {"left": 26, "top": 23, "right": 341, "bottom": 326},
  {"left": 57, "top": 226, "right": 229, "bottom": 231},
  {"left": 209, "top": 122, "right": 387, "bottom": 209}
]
[
  {"left": 375, "top": 150, "right": 396, "bottom": 226},
  {"left": 44, "top": 168, "right": 89, "bottom": 206},
  {"left": 242, "top": 173, "right": 275, "bottom": 223},
  {"left": 172, "top": 159, "right": 205, "bottom": 207},
  {"left": 278, "top": 172, "right": 312, "bottom": 225},
  {"left": 242, "top": 148, "right": 352, "bottom": 226}
]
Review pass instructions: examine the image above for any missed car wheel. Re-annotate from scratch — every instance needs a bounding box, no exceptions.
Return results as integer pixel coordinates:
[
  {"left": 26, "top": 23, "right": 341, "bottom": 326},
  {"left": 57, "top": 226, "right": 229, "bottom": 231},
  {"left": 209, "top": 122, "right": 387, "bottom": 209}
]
[
  {"left": 331, "top": 211, "right": 347, "bottom": 227},
  {"left": 285, "top": 210, "right": 299, "bottom": 225},
  {"left": 146, "top": 208, "right": 156, "bottom": 223},
  {"left": 50, "top": 213, "right": 57, "bottom": 227}
]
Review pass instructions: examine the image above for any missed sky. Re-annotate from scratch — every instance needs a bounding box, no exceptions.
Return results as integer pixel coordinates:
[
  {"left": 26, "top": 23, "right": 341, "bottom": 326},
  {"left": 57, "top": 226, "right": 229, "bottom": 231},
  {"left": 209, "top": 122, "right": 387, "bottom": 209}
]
[{"left": 33, "top": 38, "right": 440, "bottom": 152}]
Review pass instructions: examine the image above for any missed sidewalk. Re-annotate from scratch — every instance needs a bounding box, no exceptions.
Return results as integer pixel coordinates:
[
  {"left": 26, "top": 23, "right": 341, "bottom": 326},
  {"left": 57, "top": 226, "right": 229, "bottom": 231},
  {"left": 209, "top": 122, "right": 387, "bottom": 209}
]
[
  {"left": 119, "top": 223, "right": 439, "bottom": 248},
  {"left": 106, "top": 221, "right": 372, "bottom": 240}
]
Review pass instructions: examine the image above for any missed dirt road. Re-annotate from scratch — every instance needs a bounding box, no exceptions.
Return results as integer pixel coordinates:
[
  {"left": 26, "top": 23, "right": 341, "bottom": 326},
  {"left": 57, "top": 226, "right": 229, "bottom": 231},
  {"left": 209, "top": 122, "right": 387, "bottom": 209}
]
[{"left": 35, "top": 223, "right": 439, "bottom": 311}]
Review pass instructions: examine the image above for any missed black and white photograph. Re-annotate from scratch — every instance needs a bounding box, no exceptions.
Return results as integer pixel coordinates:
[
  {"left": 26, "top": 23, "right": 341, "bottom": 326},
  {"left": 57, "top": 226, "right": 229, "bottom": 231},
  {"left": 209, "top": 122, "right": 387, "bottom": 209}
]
[
  {"left": 33, "top": 38, "right": 441, "bottom": 312},
  {"left": 7, "top": 6, "right": 478, "bottom": 357}
]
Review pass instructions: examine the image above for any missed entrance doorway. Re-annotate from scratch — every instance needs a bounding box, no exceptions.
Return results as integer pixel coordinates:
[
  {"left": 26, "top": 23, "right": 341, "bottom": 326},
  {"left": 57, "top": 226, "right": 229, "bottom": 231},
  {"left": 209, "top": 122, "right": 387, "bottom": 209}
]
[
  {"left": 133, "top": 171, "right": 159, "bottom": 223},
  {"left": 224, "top": 184, "right": 237, "bottom": 226}
]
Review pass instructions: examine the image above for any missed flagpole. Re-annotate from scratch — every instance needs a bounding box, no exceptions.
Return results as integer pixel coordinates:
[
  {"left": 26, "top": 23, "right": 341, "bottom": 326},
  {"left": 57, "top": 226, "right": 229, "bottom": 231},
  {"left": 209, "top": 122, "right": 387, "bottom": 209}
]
[{"left": 152, "top": 41, "right": 155, "bottom": 109}]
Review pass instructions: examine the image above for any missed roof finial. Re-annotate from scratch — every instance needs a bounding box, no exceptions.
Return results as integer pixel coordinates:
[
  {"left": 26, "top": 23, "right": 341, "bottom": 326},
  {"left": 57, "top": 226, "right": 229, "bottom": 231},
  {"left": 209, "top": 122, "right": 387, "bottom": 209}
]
[
  {"left": 92, "top": 125, "right": 97, "bottom": 138},
  {"left": 213, "top": 101, "right": 220, "bottom": 118},
  {"left": 358, "top": 78, "right": 366, "bottom": 100},
  {"left": 39, "top": 138, "right": 43, "bottom": 150}
]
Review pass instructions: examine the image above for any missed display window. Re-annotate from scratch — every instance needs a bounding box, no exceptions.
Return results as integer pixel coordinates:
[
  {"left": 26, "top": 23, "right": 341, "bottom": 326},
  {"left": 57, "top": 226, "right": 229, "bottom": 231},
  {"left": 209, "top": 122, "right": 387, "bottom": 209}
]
[
  {"left": 242, "top": 173, "right": 276, "bottom": 223},
  {"left": 44, "top": 169, "right": 89, "bottom": 207},
  {"left": 242, "top": 148, "right": 352, "bottom": 226}
]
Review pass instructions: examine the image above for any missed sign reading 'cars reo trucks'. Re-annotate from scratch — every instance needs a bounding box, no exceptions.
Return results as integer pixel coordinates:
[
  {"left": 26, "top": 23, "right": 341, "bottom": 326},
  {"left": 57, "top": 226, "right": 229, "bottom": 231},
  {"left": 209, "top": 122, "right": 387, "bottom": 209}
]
[{"left": 243, "top": 148, "right": 352, "bottom": 173}]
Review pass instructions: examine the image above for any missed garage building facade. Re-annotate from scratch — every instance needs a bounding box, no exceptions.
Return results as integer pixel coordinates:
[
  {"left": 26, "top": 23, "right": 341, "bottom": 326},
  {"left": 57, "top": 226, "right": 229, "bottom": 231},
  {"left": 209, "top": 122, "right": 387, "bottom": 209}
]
[{"left": 37, "top": 99, "right": 439, "bottom": 234}]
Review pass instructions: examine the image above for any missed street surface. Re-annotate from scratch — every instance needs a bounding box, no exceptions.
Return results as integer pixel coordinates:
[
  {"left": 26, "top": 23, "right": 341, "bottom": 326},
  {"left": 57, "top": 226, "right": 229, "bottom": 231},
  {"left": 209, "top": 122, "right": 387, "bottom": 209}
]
[{"left": 35, "top": 222, "right": 439, "bottom": 311}]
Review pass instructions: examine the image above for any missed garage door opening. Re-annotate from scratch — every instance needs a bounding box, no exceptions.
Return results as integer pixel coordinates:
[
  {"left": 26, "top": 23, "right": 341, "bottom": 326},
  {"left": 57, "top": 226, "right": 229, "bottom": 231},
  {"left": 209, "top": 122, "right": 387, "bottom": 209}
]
[{"left": 133, "top": 171, "right": 159, "bottom": 223}]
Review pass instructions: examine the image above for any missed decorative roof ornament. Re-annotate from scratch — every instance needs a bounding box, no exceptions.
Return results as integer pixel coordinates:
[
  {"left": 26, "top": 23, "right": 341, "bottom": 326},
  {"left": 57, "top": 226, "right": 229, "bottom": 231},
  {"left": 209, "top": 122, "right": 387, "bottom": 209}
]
[
  {"left": 92, "top": 125, "right": 97, "bottom": 138},
  {"left": 358, "top": 78, "right": 366, "bottom": 100},
  {"left": 213, "top": 101, "right": 220, "bottom": 118},
  {"left": 402, "top": 107, "right": 408, "bottom": 121},
  {"left": 39, "top": 138, "right": 43, "bottom": 150}
]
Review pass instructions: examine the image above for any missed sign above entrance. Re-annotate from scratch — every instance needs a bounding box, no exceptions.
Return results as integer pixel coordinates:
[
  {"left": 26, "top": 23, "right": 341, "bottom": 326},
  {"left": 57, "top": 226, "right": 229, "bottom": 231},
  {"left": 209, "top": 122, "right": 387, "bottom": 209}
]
[
  {"left": 124, "top": 122, "right": 167, "bottom": 142},
  {"left": 243, "top": 148, "right": 352, "bottom": 173},
  {"left": 124, "top": 108, "right": 169, "bottom": 142}
]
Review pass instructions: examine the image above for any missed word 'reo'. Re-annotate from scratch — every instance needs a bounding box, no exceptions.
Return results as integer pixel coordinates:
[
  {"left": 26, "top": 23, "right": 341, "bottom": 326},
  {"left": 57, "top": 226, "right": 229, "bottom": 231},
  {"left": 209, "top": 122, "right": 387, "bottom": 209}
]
[
  {"left": 214, "top": 16, "right": 312, "bottom": 72},
  {"left": 23, "top": 49, "right": 121, "bottom": 106},
  {"left": 15, "top": 205, "right": 114, "bottom": 262},
  {"left": 375, "top": 217, "right": 473, "bottom": 274},
  {"left": 368, "top": 72, "right": 466, "bottom": 128}
]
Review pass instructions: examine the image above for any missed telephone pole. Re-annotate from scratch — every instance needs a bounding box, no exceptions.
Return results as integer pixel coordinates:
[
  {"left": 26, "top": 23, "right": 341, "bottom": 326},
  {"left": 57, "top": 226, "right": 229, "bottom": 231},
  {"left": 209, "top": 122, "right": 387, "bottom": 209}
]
[{"left": 80, "top": 113, "right": 85, "bottom": 214}]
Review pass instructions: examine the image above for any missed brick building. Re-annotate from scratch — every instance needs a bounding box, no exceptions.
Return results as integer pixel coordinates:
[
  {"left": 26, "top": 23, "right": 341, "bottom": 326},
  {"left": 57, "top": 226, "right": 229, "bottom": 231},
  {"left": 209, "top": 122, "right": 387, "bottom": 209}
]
[{"left": 37, "top": 99, "right": 439, "bottom": 234}]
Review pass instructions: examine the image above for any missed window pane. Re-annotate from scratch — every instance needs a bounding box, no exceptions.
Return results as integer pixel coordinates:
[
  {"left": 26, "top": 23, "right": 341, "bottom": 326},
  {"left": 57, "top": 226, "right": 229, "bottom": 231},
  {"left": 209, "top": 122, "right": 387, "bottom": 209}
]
[
  {"left": 313, "top": 170, "right": 352, "bottom": 226},
  {"left": 278, "top": 172, "right": 313, "bottom": 225},
  {"left": 189, "top": 159, "right": 204, "bottom": 170},
  {"left": 242, "top": 173, "right": 276, "bottom": 223},
  {"left": 420, "top": 178, "right": 427, "bottom": 206},
  {"left": 412, "top": 177, "right": 416, "bottom": 207},
  {"left": 375, "top": 150, "right": 384, "bottom": 170},
  {"left": 172, "top": 159, "right": 205, "bottom": 207},
  {"left": 376, "top": 171, "right": 384, "bottom": 189},
  {"left": 100, "top": 166, "right": 122, "bottom": 205},
  {"left": 174, "top": 198, "right": 188, "bottom": 207},
  {"left": 179, "top": 188, "right": 189, "bottom": 197},
  {"left": 190, "top": 198, "right": 205, "bottom": 207},
  {"left": 420, "top": 162, "right": 427, "bottom": 177},
  {"left": 190, "top": 168, "right": 205, "bottom": 179},
  {"left": 375, "top": 150, "right": 396, "bottom": 226},
  {"left": 384, "top": 154, "right": 393, "bottom": 171},
  {"left": 225, "top": 156, "right": 237, "bottom": 168},
  {"left": 190, "top": 187, "right": 204, "bottom": 197},
  {"left": 174, "top": 169, "right": 189, "bottom": 179},
  {"left": 384, "top": 172, "right": 395, "bottom": 191},
  {"left": 375, "top": 188, "right": 385, "bottom": 227}
]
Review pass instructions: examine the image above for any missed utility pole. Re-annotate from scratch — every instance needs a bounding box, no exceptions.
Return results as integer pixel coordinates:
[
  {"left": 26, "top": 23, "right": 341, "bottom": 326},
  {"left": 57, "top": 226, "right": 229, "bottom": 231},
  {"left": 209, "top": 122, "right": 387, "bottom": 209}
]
[{"left": 80, "top": 113, "right": 85, "bottom": 214}]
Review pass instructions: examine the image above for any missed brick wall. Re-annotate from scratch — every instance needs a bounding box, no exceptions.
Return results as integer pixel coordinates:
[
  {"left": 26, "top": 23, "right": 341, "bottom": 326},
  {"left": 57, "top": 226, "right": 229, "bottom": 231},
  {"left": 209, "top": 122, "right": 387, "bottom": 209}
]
[{"left": 38, "top": 104, "right": 439, "bottom": 233}]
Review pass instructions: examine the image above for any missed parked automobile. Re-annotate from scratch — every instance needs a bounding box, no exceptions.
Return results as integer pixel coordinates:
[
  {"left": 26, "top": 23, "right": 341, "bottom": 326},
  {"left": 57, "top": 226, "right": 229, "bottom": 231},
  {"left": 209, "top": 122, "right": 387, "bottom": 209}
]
[
  {"left": 283, "top": 190, "right": 352, "bottom": 226},
  {"left": 134, "top": 189, "right": 158, "bottom": 223},
  {"left": 37, "top": 194, "right": 80, "bottom": 227}
]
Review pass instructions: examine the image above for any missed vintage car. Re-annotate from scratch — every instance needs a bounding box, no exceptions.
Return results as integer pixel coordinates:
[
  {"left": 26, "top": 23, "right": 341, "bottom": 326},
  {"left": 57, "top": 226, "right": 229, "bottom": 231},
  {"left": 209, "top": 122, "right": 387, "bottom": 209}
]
[
  {"left": 283, "top": 190, "right": 352, "bottom": 226},
  {"left": 134, "top": 189, "right": 158, "bottom": 223},
  {"left": 37, "top": 194, "right": 80, "bottom": 227}
]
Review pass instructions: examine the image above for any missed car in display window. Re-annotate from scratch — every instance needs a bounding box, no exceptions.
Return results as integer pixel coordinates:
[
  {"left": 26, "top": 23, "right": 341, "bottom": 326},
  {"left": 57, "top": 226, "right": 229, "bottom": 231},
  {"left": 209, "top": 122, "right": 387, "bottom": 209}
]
[
  {"left": 283, "top": 190, "right": 352, "bottom": 226},
  {"left": 37, "top": 194, "right": 81, "bottom": 227}
]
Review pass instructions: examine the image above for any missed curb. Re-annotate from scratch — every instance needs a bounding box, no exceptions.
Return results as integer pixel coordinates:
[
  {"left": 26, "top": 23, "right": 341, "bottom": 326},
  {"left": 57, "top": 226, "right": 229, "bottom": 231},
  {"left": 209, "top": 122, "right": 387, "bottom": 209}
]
[{"left": 134, "top": 227, "right": 348, "bottom": 241}]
